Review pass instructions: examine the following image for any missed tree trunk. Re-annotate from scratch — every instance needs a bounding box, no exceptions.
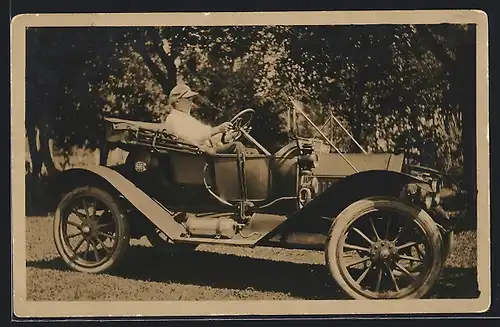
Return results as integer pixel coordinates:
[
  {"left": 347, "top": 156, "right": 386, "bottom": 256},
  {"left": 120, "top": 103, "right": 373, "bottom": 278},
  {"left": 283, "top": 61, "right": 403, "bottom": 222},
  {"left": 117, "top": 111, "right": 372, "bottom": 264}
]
[
  {"left": 128, "top": 29, "right": 172, "bottom": 95},
  {"left": 458, "top": 28, "right": 476, "bottom": 210},
  {"left": 99, "top": 143, "right": 109, "bottom": 166},
  {"left": 38, "top": 124, "right": 58, "bottom": 176},
  {"left": 134, "top": 42, "right": 172, "bottom": 95},
  {"left": 147, "top": 29, "right": 177, "bottom": 92},
  {"left": 26, "top": 123, "right": 41, "bottom": 177},
  {"left": 349, "top": 126, "right": 363, "bottom": 153}
]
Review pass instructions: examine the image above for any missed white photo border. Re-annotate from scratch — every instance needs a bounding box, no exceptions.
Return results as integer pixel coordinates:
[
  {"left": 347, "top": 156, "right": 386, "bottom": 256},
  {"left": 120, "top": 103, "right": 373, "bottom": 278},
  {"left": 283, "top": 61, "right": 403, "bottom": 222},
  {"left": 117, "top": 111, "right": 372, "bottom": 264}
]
[{"left": 11, "top": 10, "right": 490, "bottom": 317}]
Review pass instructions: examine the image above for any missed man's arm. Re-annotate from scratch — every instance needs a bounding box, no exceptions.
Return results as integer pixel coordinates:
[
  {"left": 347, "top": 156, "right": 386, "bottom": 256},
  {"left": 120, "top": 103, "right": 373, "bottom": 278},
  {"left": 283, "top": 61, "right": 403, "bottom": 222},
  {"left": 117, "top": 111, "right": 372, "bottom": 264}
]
[{"left": 210, "top": 122, "right": 233, "bottom": 136}]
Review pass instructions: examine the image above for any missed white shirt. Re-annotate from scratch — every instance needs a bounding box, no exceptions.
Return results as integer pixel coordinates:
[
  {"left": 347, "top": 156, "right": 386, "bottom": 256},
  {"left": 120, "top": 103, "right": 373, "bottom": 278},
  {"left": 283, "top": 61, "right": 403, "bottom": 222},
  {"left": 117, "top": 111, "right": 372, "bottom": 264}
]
[{"left": 163, "top": 109, "right": 213, "bottom": 146}]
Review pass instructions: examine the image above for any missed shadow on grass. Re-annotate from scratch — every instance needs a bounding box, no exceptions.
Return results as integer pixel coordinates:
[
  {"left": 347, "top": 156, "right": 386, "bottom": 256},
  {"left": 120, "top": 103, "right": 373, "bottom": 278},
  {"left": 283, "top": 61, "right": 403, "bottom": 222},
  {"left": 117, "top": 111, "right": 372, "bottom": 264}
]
[
  {"left": 431, "top": 267, "right": 480, "bottom": 299},
  {"left": 27, "top": 245, "right": 479, "bottom": 300}
]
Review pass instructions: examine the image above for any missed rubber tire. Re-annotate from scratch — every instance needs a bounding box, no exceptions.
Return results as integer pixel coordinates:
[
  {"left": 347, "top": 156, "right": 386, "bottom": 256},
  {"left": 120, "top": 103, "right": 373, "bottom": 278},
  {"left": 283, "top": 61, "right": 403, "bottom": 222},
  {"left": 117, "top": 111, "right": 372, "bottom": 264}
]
[
  {"left": 325, "top": 196, "right": 444, "bottom": 300},
  {"left": 53, "top": 186, "right": 130, "bottom": 274}
]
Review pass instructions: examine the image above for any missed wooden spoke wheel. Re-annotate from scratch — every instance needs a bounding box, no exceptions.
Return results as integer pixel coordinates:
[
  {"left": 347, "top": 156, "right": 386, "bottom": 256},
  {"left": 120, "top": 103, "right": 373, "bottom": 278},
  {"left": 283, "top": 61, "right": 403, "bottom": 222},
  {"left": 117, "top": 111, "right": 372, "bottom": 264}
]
[
  {"left": 53, "top": 186, "right": 130, "bottom": 274},
  {"left": 326, "top": 197, "right": 444, "bottom": 299}
]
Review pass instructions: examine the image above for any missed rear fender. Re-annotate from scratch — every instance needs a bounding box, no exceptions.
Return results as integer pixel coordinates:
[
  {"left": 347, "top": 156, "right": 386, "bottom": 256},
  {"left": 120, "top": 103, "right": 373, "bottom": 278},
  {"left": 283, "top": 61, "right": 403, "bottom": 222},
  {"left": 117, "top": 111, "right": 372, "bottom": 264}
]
[
  {"left": 259, "top": 170, "right": 432, "bottom": 241},
  {"left": 50, "top": 165, "right": 186, "bottom": 239}
]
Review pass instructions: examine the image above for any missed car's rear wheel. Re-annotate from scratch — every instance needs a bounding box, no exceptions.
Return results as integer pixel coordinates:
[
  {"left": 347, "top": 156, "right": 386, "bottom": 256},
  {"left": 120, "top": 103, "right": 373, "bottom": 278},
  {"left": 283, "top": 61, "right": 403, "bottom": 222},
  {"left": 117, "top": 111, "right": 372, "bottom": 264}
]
[
  {"left": 325, "top": 197, "right": 444, "bottom": 299},
  {"left": 53, "top": 186, "right": 130, "bottom": 274}
]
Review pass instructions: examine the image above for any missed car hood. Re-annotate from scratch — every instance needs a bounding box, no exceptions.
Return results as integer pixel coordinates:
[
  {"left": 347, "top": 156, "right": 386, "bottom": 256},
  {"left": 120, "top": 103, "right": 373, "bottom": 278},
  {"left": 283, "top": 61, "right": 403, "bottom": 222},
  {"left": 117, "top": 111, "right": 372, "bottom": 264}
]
[{"left": 314, "top": 153, "right": 405, "bottom": 177}]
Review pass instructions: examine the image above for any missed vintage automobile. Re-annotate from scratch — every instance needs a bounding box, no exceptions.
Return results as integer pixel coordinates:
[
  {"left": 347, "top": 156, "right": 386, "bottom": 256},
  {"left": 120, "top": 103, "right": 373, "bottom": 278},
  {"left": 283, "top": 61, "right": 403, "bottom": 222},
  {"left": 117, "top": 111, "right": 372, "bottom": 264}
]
[{"left": 51, "top": 97, "right": 466, "bottom": 300}]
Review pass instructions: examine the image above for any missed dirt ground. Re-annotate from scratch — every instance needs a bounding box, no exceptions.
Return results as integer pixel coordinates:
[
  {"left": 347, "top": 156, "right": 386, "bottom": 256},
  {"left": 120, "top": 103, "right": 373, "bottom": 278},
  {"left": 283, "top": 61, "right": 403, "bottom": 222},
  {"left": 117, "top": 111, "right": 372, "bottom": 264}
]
[{"left": 25, "top": 215, "right": 480, "bottom": 301}]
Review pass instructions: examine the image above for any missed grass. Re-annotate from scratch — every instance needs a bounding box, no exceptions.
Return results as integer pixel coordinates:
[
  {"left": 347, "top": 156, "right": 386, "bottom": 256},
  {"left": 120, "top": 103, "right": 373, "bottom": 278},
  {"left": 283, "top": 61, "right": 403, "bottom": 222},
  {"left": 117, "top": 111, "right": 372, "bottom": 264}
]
[{"left": 25, "top": 215, "right": 479, "bottom": 301}]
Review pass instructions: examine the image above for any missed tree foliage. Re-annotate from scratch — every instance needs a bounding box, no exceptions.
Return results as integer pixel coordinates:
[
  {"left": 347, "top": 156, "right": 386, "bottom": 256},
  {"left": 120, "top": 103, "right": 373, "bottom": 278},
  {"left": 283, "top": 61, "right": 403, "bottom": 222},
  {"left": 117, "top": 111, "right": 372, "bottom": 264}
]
[{"left": 25, "top": 24, "right": 475, "bottom": 185}]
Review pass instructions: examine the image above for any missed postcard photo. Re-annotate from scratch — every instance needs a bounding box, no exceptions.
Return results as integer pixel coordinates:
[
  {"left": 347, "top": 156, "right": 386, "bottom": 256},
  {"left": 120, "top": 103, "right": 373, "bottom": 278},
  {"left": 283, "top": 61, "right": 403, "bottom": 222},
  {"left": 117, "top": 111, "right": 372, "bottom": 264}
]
[{"left": 10, "top": 10, "right": 490, "bottom": 317}]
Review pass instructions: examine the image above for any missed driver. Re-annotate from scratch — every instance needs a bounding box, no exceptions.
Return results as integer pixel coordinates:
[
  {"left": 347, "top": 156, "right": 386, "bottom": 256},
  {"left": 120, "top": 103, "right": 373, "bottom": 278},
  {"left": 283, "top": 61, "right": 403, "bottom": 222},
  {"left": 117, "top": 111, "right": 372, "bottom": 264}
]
[{"left": 163, "top": 84, "right": 246, "bottom": 154}]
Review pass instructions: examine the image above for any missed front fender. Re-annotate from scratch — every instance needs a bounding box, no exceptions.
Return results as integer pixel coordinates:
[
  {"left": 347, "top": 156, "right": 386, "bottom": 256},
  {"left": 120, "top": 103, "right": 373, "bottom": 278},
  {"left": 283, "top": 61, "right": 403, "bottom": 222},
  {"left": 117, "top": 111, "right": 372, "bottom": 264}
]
[
  {"left": 51, "top": 165, "right": 186, "bottom": 239},
  {"left": 260, "top": 170, "right": 432, "bottom": 241},
  {"left": 310, "top": 169, "right": 432, "bottom": 216}
]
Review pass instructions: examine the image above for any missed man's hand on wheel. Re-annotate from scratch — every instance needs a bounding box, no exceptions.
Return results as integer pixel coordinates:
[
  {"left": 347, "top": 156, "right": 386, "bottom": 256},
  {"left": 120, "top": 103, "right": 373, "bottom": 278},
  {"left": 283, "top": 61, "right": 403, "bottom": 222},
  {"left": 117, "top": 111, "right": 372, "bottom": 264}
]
[{"left": 214, "top": 122, "right": 234, "bottom": 134}]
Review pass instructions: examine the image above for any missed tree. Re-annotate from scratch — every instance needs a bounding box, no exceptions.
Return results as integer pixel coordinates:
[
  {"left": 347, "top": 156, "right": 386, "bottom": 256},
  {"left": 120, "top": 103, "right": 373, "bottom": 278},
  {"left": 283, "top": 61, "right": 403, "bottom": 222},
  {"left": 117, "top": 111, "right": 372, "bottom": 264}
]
[{"left": 26, "top": 24, "right": 474, "bottom": 182}]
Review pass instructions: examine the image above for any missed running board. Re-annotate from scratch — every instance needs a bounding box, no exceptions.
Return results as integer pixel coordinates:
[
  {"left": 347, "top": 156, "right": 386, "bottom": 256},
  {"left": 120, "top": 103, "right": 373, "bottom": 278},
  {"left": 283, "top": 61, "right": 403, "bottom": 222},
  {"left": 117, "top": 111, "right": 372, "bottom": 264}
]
[
  {"left": 173, "top": 237, "right": 257, "bottom": 247},
  {"left": 171, "top": 213, "right": 287, "bottom": 246}
]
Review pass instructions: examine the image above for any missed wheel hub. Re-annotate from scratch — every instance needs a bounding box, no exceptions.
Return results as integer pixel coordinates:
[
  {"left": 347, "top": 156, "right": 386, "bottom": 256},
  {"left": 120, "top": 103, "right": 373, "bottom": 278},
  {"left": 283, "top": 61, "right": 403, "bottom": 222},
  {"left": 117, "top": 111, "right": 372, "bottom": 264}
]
[
  {"left": 81, "top": 219, "right": 98, "bottom": 238},
  {"left": 370, "top": 240, "right": 397, "bottom": 263}
]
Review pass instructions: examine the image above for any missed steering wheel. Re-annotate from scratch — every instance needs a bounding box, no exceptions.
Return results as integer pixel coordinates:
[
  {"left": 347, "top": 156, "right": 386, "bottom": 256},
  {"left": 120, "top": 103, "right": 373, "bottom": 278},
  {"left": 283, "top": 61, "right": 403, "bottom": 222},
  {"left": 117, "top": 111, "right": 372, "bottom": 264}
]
[{"left": 221, "top": 108, "right": 255, "bottom": 143}]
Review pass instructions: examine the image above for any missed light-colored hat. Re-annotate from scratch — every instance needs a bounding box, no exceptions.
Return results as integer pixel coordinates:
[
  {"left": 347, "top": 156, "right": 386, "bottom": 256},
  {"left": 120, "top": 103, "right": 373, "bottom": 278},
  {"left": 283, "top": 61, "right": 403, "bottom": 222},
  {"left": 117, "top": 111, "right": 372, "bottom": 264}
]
[{"left": 168, "top": 84, "right": 199, "bottom": 104}]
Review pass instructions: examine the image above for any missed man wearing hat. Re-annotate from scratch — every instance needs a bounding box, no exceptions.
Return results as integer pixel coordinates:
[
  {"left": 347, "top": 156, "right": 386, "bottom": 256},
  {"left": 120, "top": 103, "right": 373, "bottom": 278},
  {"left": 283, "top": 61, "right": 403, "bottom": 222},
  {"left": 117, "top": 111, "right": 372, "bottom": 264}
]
[{"left": 163, "top": 84, "right": 246, "bottom": 154}]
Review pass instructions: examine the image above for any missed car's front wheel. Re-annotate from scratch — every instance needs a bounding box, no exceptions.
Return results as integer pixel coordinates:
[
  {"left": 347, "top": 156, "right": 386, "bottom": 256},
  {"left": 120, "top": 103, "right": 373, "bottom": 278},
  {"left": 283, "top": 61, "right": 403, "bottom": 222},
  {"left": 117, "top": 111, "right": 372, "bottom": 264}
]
[
  {"left": 325, "top": 197, "right": 444, "bottom": 299},
  {"left": 53, "top": 186, "right": 130, "bottom": 274}
]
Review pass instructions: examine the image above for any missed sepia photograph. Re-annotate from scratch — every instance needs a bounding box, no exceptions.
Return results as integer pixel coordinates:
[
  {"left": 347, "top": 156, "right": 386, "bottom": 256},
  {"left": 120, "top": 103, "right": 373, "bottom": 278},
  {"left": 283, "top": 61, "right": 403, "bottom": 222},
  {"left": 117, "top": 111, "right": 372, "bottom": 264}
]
[{"left": 11, "top": 10, "right": 490, "bottom": 317}]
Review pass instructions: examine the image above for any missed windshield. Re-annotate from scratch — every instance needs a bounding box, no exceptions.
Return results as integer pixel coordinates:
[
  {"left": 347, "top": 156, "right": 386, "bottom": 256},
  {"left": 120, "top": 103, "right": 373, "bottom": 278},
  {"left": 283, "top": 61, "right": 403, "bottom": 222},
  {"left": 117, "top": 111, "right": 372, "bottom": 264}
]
[{"left": 288, "top": 97, "right": 367, "bottom": 155}]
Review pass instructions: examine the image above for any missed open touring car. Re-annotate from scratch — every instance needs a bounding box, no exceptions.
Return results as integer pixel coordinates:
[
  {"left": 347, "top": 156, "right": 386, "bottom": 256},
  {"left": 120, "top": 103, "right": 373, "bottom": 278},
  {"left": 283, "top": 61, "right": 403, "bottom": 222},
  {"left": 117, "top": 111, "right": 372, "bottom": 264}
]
[{"left": 51, "top": 97, "right": 467, "bottom": 300}]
